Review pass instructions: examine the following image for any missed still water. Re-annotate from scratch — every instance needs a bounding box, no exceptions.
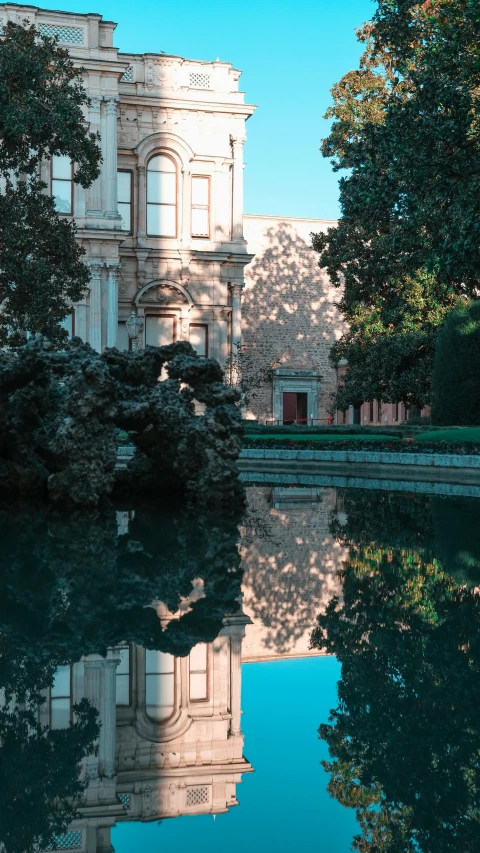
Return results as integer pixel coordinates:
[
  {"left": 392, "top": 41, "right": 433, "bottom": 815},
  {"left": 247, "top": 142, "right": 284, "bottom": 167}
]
[{"left": 1, "top": 482, "right": 480, "bottom": 853}]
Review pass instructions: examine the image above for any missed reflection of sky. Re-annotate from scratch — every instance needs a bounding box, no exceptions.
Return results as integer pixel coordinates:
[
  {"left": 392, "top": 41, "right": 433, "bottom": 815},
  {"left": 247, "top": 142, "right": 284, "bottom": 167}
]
[{"left": 112, "top": 657, "right": 358, "bottom": 853}]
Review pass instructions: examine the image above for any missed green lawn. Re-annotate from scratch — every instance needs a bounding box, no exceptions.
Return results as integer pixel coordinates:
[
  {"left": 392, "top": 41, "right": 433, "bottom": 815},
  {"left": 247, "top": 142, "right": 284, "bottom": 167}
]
[
  {"left": 244, "top": 433, "right": 401, "bottom": 442},
  {"left": 416, "top": 427, "right": 480, "bottom": 443}
]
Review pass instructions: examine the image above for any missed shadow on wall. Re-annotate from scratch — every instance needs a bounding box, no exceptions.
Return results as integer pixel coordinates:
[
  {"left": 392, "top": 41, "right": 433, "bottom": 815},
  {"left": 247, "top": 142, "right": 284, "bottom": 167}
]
[
  {"left": 239, "top": 487, "right": 345, "bottom": 659},
  {"left": 242, "top": 222, "right": 346, "bottom": 423}
]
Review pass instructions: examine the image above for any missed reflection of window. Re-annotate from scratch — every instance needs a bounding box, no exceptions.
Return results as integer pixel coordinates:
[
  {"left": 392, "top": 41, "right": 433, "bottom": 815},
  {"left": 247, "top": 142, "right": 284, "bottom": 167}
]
[
  {"left": 116, "top": 646, "right": 130, "bottom": 706},
  {"left": 189, "top": 324, "right": 208, "bottom": 357},
  {"left": 145, "top": 650, "right": 175, "bottom": 721},
  {"left": 51, "top": 665, "right": 71, "bottom": 729},
  {"left": 147, "top": 155, "right": 176, "bottom": 237},
  {"left": 369, "top": 400, "right": 374, "bottom": 422},
  {"left": 117, "top": 170, "right": 132, "bottom": 232},
  {"left": 377, "top": 401, "right": 382, "bottom": 422},
  {"left": 189, "top": 644, "right": 207, "bottom": 701},
  {"left": 191, "top": 176, "right": 209, "bottom": 237},
  {"left": 393, "top": 402, "right": 399, "bottom": 422},
  {"left": 52, "top": 155, "right": 73, "bottom": 214}
]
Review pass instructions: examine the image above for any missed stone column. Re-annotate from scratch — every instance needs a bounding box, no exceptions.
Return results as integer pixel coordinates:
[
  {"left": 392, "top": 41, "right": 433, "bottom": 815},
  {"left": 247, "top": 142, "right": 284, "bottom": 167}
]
[
  {"left": 83, "top": 652, "right": 119, "bottom": 780},
  {"left": 230, "top": 136, "right": 246, "bottom": 242},
  {"left": 106, "top": 263, "right": 120, "bottom": 348},
  {"left": 86, "top": 98, "right": 102, "bottom": 216},
  {"left": 348, "top": 405, "right": 354, "bottom": 425},
  {"left": 104, "top": 98, "right": 119, "bottom": 218},
  {"left": 137, "top": 164, "right": 147, "bottom": 244},
  {"left": 100, "top": 655, "right": 118, "bottom": 779},
  {"left": 229, "top": 283, "right": 242, "bottom": 384},
  {"left": 229, "top": 636, "right": 243, "bottom": 736},
  {"left": 88, "top": 261, "right": 103, "bottom": 353},
  {"left": 84, "top": 660, "right": 101, "bottom": 779}
]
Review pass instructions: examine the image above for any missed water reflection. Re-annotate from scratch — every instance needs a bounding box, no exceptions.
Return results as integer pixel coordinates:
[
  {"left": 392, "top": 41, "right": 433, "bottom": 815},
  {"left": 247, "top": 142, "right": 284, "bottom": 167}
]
[
  {"left": 1, "top": 487, "right": 480, "bottom": 852},
  {"left": 0, "top": 505, "right": 249, "bottom": 852},
  {"left": 312, "top": 489, "right": 480, "bottom": 852}
]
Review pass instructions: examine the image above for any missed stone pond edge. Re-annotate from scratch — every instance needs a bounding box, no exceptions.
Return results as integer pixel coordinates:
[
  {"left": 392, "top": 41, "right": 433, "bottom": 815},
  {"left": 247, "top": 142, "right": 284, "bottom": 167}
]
[{"left": 239, "top": 448, "right": 480, "bottom": 468}]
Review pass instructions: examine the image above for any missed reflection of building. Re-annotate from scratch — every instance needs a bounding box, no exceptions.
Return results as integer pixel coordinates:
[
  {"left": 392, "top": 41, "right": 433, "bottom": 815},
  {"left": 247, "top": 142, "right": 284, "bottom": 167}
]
[
  {"left": 240, "top": 486, "right": 346, "bottom": 662},
  {"left": 40, "top": 612, "right": 252, "bottom": 852}
]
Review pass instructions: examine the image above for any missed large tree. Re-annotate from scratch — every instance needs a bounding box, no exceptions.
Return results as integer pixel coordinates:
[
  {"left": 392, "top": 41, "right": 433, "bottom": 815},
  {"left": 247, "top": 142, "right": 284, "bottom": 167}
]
[
  {"left": 0, "top": 21, "right": 101, "bottom": 347},
  {"left": 313, "top": 0, "right": 480, "bottom": 410}
]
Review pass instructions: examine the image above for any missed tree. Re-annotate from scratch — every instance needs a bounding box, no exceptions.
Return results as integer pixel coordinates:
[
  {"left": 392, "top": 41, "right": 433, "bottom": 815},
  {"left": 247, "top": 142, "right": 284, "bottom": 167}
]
[
  {"left": 430, "top": 299, "right": 480, "bottom": 425},
  {"left": 0, "top": 696, "right": 99, "bottom": 853},
  {"left": 313, "top": 1, "right": 480, "bottom": 409},
  {"left": 0, "top": 21, "right": 101, "bottom": 347},
  {"left": 312, "top": 488, "right": 480, "bottom": 852}
]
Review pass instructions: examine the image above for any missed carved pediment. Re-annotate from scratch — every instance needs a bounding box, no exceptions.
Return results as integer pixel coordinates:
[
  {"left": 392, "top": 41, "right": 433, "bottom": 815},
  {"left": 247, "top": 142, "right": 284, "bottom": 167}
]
[{"left": 141, "top": 284, "right": 188, "bottom": 305}]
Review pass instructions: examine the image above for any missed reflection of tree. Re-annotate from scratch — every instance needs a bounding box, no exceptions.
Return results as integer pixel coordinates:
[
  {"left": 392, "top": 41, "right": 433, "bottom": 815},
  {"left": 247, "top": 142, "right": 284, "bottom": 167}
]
[
  {"left": 0, "top": 504, "right": 243, "bottom": 681},
  {"left": 312, "top": 489, "right": 480, "bottom": 852},
  {"left": 0, "top": 503, "right": 243, "bottom": 852},
  {"left": 0, "top": 696, "right": 98, "bottom": 853},
  {"left": 240, "top": 487, "right": 343, "bottom": 654}
]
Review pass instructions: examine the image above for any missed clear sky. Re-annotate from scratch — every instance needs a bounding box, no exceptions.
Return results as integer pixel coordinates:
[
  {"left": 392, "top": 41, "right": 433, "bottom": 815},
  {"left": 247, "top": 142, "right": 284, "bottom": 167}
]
[
  {"left": 112, "top": 657, "right": 358, "bottom": 852},
  {"left": 23, "top": 0, "right": 375, "bottom": 218}
]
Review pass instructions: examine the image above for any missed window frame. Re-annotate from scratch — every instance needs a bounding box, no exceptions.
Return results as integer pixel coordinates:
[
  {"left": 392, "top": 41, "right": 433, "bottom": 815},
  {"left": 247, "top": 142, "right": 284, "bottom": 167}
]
[
  {"left": 117, "top": 169, "right": 133, "bottom": 234},
  {"left": 188, "top": 644, "right": 209, "bottom": 704},
  {"left": 145, "top": 650, "right": 177, "bottom": 723},
  {"left": 191, "top": 175, "right": 210, "bottom": 239},
  {"left": 116, "top": 645, "right": 132, "bottom": 708},
  {"left": 50, "top": 664, "right": 72, "bottom": 729},
  {"left": 51, "top": 154, "right": 73, "bottom": 215},
  {"left": 146, "top": 153, "right": 177, "bottom": 238},
  {"left": 189, "top": 323, "right": 208, "bottom": 357},
  {"left": 144, "top": 313, "right": 177, "bottom": 346}
]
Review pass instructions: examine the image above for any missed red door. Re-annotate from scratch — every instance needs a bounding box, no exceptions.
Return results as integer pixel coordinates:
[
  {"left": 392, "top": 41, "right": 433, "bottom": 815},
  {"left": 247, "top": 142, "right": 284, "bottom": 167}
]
[{"left": 282, "top": 392, "right": 308, "bottom": 424}]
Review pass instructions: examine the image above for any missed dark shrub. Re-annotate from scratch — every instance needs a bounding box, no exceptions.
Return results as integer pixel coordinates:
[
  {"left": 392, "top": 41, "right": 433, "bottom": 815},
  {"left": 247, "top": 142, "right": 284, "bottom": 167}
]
[{"left": 431, "top": 300, "right": 480, "bottom": 425}]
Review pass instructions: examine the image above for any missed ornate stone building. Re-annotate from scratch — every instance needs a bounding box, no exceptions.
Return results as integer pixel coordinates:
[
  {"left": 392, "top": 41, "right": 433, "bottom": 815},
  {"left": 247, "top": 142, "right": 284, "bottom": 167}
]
[
  {"left": 0, "top": 2, "right": 255, "bottom": 365},
  {"left": 40, "top": 611, "right": 252, "bottom": 852},
  {"left": 0, "top": 2, "right": 412, "bottom": 427}
]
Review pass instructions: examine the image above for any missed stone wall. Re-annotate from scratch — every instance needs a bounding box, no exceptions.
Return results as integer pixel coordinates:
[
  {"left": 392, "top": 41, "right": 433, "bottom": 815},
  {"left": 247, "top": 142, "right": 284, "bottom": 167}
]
[
  {"left": 242, "top": 215, "right": 346, "bottom": 424},
  {"left": 239, "top": 485, "right": 346, "bottom": 661}
]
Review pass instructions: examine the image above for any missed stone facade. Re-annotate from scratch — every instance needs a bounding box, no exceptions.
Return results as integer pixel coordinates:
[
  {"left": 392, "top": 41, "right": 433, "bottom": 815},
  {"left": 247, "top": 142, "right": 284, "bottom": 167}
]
[
  {"left": 240, "top": 485, "right": 346, "bottom": 661},
  {"left": 41, "top": 612, "right": 252, "bottom": 851},
  {"left": 241, "top": 215, "right": 346, "bottom": 424},
  {"left": 0, "top": 2, "right": 255, "bottom": 366}
]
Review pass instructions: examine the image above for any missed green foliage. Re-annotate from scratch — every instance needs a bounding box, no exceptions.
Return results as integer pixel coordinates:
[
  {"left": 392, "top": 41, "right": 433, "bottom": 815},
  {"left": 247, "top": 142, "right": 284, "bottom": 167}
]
[
  {"left": 313, "top": 1, "right": 480, "bottom": 408},
  {"left": 430, "top": 300, "right": 480, "bottom": 425},
  {"left": 312, "top": 489, "right": 480, "bottom": 852},
  {"left": 0, "top": 21, "right": 100, "bottom": 183},
  {"left": 0, "top": 697, "right": 99, "bottom": 853},
  {"left": 0, "top": 178, "right": 90, "bottom": 347},
  {"left": 0, "top": 21, "right": 101, "bottom": 347}
]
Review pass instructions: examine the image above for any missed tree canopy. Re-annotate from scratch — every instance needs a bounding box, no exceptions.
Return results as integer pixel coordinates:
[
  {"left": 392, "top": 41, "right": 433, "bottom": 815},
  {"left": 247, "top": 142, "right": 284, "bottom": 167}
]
[
  {"left": 313, "top": 0, "right": 480, "bottom": 409},
  {"left": 0, "top": 21, "right": 101, "bottom": 347},
  {"left": 312, "top": 488, "right": 480, "bottom": 852}
]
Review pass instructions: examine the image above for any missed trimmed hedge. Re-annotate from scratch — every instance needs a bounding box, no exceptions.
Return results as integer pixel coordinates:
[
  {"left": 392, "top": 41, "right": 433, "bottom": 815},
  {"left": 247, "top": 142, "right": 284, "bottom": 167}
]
[{"left": 431, "top": 300, "right": 480, "bottom": 425}]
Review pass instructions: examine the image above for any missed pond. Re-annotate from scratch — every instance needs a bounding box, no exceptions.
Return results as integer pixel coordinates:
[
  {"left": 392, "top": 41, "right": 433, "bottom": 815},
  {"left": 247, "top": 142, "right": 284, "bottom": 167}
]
[{"left": 1, "top": 480, "right": 480, "bottom": 853}]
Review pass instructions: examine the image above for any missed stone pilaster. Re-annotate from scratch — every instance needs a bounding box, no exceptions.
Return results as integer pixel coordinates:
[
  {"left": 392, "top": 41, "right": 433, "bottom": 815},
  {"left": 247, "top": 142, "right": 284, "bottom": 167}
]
[
  {"left": 229, "top": 283, "right": 242, "bottom": 383},
  {"left": 88, "top": 261, "right": 103, "bottom": 353},
  {"left": 230, "top": 136, "right": 246, "bottom": 242},
  {"left": 106, "top": 263, "right": 120, "bottom": 348},
  {"left": 104, "top": 98, "right": 119, "bottom": 218},
  {"left": 229, "top": 635, "right": 243, "bottom": 736},
  {"left": 137, "top": 164, "right": 146, "bottom": 243},
  {"left": 86, "top": 97, "right": 102, "bottom": 216}
]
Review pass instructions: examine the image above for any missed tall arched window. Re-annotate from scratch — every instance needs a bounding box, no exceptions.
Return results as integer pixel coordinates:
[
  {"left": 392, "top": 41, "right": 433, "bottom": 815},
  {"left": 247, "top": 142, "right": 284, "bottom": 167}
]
[
  {"left": 147, "top": 155, "right": 177, "bottom": 237},
  {"left": 145, "top": 650, "right": 175, "bottom": 721}
]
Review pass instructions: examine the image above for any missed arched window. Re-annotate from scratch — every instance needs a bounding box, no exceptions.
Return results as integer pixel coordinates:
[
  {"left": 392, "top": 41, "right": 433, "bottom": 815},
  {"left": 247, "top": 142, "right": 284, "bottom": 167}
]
[
  {"left": 145, "top": 650, "right": 175, "bottom": 721},
  {"left": 147, "top": 155, "right": 177, "bottom": 237}
]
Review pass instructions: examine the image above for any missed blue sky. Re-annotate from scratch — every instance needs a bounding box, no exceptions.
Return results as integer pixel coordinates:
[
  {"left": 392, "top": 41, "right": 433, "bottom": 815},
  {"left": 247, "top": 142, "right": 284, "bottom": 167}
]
[
  {"left": 112, "top": 657, "right": 358, "bottom": 853},
  {"left": 27, "top": 0, "right": 375, "bottom": 218}
]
